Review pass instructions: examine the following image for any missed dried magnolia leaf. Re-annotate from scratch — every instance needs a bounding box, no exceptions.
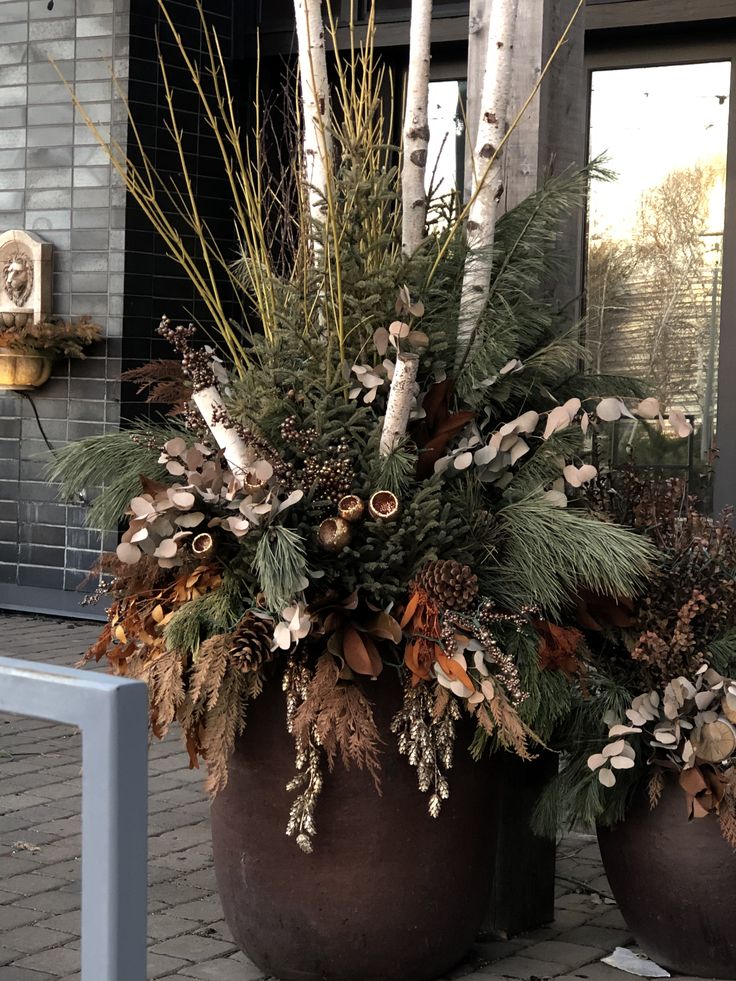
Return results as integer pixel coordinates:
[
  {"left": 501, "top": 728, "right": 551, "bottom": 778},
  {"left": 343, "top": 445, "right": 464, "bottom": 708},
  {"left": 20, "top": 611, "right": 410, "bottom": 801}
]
[{"left": 343, "top": 626, "right": 383, "bottom": 677}]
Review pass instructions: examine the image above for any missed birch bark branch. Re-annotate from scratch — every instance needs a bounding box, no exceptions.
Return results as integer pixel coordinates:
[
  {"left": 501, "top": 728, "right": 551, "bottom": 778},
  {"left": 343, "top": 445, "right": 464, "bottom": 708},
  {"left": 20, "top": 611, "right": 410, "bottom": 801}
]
[
  {"left": 455, "top": 0, "right": 519, "bottom": 369},
  {"left": 294, "top": 0, "right": 333, "bottom": 243},
  {"left": 193, "top": 386, "right": 253, "bottom": 478},
  {"left": 463, "top": 0, "right": 490, "bottom": 205},
  {"left": 401, "top": 0, "right": 433, "bottom": 256},
  {"left": 379, "top": 354, "right": 420, "bottom": 456}
]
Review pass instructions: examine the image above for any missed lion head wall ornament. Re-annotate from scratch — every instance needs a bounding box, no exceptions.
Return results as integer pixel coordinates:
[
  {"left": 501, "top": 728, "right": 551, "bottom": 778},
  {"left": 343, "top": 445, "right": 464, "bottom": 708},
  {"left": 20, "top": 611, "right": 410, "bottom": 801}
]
[
  {"left": 3, "top": 250, "right": 33, "bottom": 309},
  {"left": 0, "top": 230, "right": 52, "bottom": 328}
]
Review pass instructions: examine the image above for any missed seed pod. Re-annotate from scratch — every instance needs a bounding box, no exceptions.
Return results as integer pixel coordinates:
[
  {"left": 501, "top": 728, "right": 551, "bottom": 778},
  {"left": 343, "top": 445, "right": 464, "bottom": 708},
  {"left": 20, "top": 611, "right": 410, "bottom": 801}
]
[
  {"left": 318, "top": 516, "right": 352, "bottom": 552},
  {"left": 368, "top": 490, "right": 400, "bottom": 522},
  {"left": 192, "top": 531, "right": 215, "bottom": 557},
  {"left": 338, "top": 494, "right": 365, "bottom": 523}
]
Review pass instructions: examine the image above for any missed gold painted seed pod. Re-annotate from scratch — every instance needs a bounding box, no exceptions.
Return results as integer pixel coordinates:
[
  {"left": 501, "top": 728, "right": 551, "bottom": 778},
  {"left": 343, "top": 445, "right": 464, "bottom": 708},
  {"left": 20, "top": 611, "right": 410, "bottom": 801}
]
[
  {"left": 368, "top": 490, "right": 400, "bottom": 522},
  {"left": 318, "top": 516, "right": 352, "bottom": 552},
  {"left": 338, "top": 494, "right": 365, "bottom": 523}
]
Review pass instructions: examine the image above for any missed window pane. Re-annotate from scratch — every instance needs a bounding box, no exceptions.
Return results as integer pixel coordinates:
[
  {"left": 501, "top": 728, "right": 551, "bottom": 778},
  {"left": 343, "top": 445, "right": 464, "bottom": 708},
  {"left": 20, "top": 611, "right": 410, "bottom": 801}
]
[
  {"left": 586, "top": 62, "right": 731, "bottom": 491},
  {"left": 425, "top": 80, "right": 465, "bottom": 224}
]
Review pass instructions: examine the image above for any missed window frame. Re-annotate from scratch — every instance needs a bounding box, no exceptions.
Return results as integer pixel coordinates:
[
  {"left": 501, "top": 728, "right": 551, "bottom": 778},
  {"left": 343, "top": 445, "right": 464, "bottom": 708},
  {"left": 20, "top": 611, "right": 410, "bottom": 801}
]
[{"left": 583, "top": 29, "right": 736, "bottom": 513}]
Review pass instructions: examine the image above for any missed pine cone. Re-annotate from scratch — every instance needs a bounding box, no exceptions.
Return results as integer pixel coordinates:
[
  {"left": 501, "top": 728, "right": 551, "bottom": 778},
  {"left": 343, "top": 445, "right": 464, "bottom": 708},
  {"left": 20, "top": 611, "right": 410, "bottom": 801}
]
[
  {"left": 414, "top": 560, "right": 479, "bottom": 611},
  {"left": 227, "top": 613, "right": 274, "bottom": 673}
]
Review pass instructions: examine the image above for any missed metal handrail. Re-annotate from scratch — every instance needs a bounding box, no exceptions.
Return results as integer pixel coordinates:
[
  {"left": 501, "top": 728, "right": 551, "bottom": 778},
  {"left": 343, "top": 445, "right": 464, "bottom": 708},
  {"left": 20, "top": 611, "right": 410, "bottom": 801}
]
[{"left": 0, "top": 656, "right": 148, "bottom": 981}]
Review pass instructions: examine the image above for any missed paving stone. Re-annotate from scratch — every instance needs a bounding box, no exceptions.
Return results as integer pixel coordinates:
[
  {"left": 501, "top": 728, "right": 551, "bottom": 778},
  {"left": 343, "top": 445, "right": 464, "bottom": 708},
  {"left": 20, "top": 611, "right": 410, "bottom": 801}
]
[
  {"left": 0, "top": 968, "right": 58, "bottom": 980},
  {"left": 176, "top": 954, "right": 267, "bottom": 980},
  {"left": 149, "top": 934, "right": 236, "bottom": 962},
  {"left": 521, "top": 940, "right": 604, "bottom": 969},
  {"left": 147, "top": 912, "right": 203, "bottom": 942},
  {"left": 0, "top": 924, "right": 75, "bottom": 954},
  {"left": 0, "top": 905, "right": 41, "bottom": 930},
  {"left": 482, "top": 953, "right": 564, "bottom": 978},
  {"left": 13, "top": 945, "right": 80, "bottom": 974},
  {"left": 146, "top": 952, "right": 191, "bottom": 978},
  {"left": 163, "top": 896, "right": 225, "bottom": 924},
  {"left": 0, "top": 944, "right": 25, "bottom": 966},
  {"left": 555, "top": 924, "right": 634, "bottom": 949}
]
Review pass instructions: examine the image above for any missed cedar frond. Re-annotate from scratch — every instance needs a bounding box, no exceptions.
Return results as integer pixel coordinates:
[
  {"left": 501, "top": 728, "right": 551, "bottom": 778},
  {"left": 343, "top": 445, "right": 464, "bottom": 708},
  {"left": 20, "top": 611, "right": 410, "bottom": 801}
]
[
  {"left": 647, "top": 769, "right": 665, "bottom": 810},
  {"left": 200, "top": 666, "right": 248, "bottom": 795},
  {"left": 148, "top": 647, "right": 186, "bottom": 736},
  {"left": 293, "top": 654, "right": 382, "bottom": 791},
  {"left": 122, "top": 360, "right": 192, "bottom": 414},
  {"left": 191, "top": 633, "right": 230, "bottom": 709},
  {"left": 480, "top": 689, "right": 534, "bottom": 761}
]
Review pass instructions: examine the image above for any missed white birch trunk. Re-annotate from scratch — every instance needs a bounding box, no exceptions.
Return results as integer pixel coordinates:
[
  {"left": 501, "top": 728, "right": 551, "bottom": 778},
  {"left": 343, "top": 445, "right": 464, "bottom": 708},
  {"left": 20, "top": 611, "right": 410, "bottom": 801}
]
[
  {"left": 455, "top": 0, "right": 519, "bottom": 369},
  {"left": 193, "top": 386, "right": 254, "bottom": 478},
  {"left": 401, "top": 0, "right": 433, "bottom": 256},
  {"left": 464, "top": 0, "right": 490, "bottom": 204},
  {"left": 379, "top": 354, "right": 420, "bottom": 456},
  {"left": 294, "top": 0, "right": 333, "bottom": 241}
]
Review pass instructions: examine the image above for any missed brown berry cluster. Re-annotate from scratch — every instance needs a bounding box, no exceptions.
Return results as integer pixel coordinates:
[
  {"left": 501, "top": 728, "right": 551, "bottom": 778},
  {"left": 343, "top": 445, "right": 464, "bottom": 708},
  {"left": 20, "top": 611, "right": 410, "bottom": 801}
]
[
  {"left": 280, "top": 415, "right": 317, "bottom": 454},
  {"left": 157, "top": 317, "right": 216, "bottom": 391},
  {"left": 303, "top": 452, "right": 354, "bottom": 505}
]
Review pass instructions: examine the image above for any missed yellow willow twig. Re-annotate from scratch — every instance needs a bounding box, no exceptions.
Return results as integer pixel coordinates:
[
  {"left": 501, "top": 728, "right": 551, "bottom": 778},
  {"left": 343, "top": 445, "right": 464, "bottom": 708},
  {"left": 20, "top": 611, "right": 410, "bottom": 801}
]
[
  {"left": 56, "top": 65, "right": 253, "bottom": 367},
  {"left": 157, "top": 0, "right": 277, "bottom": 349}
]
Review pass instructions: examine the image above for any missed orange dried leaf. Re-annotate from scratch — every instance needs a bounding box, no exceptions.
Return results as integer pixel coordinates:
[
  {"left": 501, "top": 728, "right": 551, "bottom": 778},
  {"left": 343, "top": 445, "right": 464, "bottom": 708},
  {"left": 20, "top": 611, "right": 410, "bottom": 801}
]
[
  {"left": 400, "top": 591, "right": 421, "bottom": 629},
  {"left": 435, "top": 646, "right": 474, "bottom": 692}
]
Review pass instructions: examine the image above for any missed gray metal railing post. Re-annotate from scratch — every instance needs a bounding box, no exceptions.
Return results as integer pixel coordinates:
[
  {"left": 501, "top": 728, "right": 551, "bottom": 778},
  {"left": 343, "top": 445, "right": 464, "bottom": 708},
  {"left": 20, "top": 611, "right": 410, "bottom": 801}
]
[{"left": 0, "top": 656, "right": 148, "bottom": 981}]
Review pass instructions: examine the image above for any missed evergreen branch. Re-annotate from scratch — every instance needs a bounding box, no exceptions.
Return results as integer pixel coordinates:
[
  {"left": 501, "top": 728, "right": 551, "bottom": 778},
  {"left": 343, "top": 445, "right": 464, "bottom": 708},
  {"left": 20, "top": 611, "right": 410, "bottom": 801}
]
[
  {"left": 49, "top": 422, "right": 186, "bottom": 529},
  {"left": 254, "top": 526, "right": 308, "bottom": 612},
  {"left": 486, "top": 496, "right": 658, "bottom": 614}
]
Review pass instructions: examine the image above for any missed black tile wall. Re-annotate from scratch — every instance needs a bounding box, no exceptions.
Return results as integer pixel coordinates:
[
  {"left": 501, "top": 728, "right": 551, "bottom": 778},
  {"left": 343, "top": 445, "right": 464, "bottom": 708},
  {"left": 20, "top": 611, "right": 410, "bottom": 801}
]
[{"left": 0, "top": 0, "right": 241, "bottom": 615}]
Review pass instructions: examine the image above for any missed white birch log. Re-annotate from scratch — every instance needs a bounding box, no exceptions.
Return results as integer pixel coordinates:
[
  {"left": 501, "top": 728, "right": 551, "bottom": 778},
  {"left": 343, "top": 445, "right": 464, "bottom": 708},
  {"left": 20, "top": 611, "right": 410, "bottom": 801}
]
[
  {"left": 193, "top": 386, "right": 254, "bottom": 477},
  {"left": 455, "top": 0, "right": 519, "bottom": 369},
  {"left": 401, "top": 0, "right": 433, "bottom": 256},
  {"left": 464, "top": 0, "right": 490, "bottom": 204},
  {"left": 294, "top": 0, "right": 333, "bottom": 239},
  {"left": 379, "top": 353, "right": 420, "bottom": 457}
]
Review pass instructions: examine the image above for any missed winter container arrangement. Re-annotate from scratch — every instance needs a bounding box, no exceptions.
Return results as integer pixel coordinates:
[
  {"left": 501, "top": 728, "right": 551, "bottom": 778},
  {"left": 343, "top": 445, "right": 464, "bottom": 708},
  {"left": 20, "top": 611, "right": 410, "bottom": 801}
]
[
  {"left": 47, "top": 1, "right": 705, "bottom": 979},
  {"left": 539, "top": 471, "right": 736, "bottom": 979}
]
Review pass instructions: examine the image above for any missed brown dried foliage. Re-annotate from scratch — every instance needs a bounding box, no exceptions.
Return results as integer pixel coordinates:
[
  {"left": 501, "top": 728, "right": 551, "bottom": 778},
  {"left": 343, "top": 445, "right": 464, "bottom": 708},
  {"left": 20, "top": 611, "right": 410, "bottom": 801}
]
[
  {"left": 293, "top": 653, "right": 382, "bottom": 791},
  {"left": 597, "top": 473, "right": 736, "bottom": 686},
  {"left": 121, "top": 359, "right": 192, "bottom": 415},
  {"left": 475, "top": 690, "right": 534, "bottom": 761}
]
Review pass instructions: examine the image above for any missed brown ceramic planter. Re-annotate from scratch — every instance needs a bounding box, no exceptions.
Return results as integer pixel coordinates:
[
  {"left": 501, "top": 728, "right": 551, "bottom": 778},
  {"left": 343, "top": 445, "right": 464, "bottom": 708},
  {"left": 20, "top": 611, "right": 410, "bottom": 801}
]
[
  {"left": 211, "top": 673, "right": 502, "bottom": 981},
  {"left": 598, "top": 774, "right": 736, "bottom": 979}
]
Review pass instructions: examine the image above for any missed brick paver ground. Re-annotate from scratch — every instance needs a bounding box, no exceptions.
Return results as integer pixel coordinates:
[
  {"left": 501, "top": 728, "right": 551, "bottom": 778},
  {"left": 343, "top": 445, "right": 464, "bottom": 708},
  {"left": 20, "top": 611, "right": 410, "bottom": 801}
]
[{"left": 0, "top": 613, "right": 705, "bottom": 981}]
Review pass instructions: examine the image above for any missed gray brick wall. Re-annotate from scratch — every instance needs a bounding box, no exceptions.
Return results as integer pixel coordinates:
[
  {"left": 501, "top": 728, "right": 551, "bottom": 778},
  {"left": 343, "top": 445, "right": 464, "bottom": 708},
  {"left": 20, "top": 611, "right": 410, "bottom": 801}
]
[{"left": 0, "top": 0, "right": 129, "bottom": 612}]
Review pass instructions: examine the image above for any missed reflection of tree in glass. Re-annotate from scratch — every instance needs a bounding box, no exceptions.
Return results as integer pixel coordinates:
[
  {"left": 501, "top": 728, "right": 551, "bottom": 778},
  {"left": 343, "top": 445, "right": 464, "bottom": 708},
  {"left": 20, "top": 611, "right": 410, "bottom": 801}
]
[{"left": 587, "top": 162, "right": 724, "bottom": 422}]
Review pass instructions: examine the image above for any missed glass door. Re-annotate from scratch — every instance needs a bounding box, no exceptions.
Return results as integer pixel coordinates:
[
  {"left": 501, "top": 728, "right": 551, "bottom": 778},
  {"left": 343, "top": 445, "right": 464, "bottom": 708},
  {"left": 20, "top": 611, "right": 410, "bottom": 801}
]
[{"left": 585, "top": 60, "right": 732, "bottom": 500}]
